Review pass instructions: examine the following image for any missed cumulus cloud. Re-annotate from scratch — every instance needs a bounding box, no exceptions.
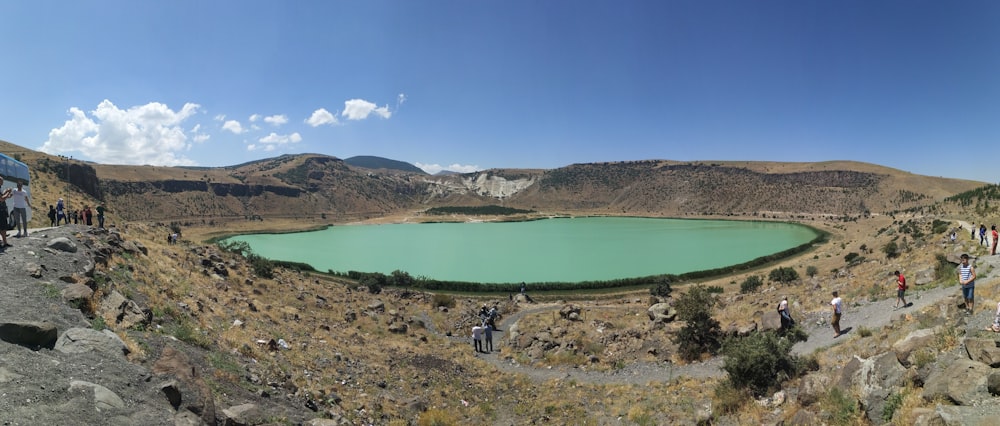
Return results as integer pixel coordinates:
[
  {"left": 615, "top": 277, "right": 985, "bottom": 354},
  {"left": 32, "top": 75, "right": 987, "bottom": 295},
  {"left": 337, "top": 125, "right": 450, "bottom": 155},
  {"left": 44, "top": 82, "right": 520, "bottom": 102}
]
[
  {"left": 306, "top": 108, "right": 338, "bottom": 127},
  {"left": 258, "top": 132, "right": 302, "bottom": 145},
  {"left": 222, "top": 120, "right": 245, "bottom": 134},
  {"left": 342, "top": 99, "right": 391, "bottom": 120},
  {"left": 39, "top": 99, "right": 200, "bottom": 166},
  {"left": 249, "top": 114, "right": 260, "bottom": 122},
  {"left": 415, "top": 162, "right": 480, "bottom": 175},
  {"left": 264, "top": 114, "right": 288, "bottom": 126}
]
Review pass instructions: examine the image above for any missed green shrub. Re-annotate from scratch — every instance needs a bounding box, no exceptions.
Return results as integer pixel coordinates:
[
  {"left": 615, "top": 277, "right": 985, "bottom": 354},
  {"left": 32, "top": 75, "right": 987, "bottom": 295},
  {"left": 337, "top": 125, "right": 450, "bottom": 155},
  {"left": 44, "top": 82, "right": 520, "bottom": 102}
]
[
  {"left": 806, "top": 265, "right": 818, "bottom": 278},
  {"left": 649, "top": 278, "right": 672, "bottom": 298},
  {"left": 823, "top": 387, "right": 859, "bottom": 424},
  {"left": 883, "top": 241, "right": 899, "bottom": 258},
  {"left": 844, "top": 252, "right": 860, "bottom": 263},
  {"left": 882, "top": 390, "right": 905, "bottom": 422},
  {"left": 721, "top": 331, "right": 802, "bottom": 397},
  {"left": 768, "top": 267, "right": 800, "bottom": 284},
  {"left": 673, "top": 285, "right": 722, "bottom": 361},
  {"left": 740, "top": 275, "right": 763, "bottom": 294}
]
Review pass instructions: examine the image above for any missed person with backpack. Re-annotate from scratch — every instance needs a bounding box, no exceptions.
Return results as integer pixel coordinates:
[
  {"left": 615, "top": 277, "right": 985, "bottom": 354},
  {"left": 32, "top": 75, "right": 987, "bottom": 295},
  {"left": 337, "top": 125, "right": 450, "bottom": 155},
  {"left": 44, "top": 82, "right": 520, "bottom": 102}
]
[
  {"left": 894, "top": 270, "right": 908, "bottom": 309},
  {"left": 777, "top": 296, "right": 793, "bottom": 330}
]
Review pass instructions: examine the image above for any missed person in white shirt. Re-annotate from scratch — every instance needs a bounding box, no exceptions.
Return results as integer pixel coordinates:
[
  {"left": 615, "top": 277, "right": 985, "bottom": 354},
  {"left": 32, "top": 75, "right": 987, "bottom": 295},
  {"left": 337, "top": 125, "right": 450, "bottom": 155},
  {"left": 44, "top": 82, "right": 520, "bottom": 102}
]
[
  {"left": 830, "top": 291, "right": 843, "bottom": 338},
  {"left": 9, "top": 181, "right": 31, "bottom": 237}
]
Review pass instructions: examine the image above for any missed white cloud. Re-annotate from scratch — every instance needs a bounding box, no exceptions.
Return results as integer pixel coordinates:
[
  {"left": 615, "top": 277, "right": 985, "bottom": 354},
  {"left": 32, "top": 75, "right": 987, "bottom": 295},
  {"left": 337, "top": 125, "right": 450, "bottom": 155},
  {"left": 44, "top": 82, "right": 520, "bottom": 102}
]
[
  {"left": 258, "top": 132, "right": 302, "bottom": 145},
  {"left": 192, "top": 134, "right": 210, "bottom": 143},
  {"left": 249, "top": 114, "right": 260, "bottom": 122},
  {"left": 222, "top": 120, "right": 245, "bottom": 134},
  {"left": 264, "top": 114, "right": 288, "bottom": 126},
  {"left": 306, "top": 108, "right": 338, "bottom": 127},
  {"left": 342, "top": 99, "right": 391, "bottom": 120},
  {"left": 415, "top": 162, "right": 480, "bottom": 175},
  {"left": 39, "top": 99, "right": 200, "bottom": 166},
  {"left": 397, "top": 93, "right": 407, "bottom": 106},
  {"left": 214, "top": 114, "right": 226, "bottom": 121}
]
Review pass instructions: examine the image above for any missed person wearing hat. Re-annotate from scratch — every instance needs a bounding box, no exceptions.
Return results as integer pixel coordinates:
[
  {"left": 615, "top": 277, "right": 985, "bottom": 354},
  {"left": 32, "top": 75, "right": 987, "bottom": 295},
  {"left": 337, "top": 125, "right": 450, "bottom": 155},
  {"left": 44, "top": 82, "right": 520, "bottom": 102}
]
[{"left": 56, "top": 198, "right": 67, "bottom": 225}]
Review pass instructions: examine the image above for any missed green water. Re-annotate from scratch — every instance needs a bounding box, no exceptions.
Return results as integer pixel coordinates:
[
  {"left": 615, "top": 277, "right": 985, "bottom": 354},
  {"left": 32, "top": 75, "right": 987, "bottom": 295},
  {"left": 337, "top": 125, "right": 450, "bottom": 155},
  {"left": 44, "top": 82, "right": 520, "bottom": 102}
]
[{"left": 225, "top": 217, "right": 818, "bottom": 284}]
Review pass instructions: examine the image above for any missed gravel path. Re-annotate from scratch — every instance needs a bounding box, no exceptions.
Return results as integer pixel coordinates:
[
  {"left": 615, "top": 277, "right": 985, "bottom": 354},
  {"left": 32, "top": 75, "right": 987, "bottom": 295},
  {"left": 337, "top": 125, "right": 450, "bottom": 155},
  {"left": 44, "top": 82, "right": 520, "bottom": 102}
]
[{"left": 456, "top": 255, "right": 999, "bottom": 384}]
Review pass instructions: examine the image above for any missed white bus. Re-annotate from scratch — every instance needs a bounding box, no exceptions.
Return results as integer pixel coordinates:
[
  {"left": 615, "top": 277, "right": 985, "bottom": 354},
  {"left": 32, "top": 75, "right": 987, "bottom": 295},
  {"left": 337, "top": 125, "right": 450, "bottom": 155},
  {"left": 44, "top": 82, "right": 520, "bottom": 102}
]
[{"left": 0, "top": 153, "right": 31, "bottom": 226}]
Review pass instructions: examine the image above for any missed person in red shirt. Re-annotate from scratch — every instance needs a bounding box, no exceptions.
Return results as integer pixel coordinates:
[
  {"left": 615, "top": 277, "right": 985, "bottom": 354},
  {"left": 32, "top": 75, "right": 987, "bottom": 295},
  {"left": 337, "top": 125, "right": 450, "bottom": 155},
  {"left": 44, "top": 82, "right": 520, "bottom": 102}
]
[
  {"left": 991, "top": 225, "right": 998, "bottom": 256},
  {"left": 894, "top": 270, "right": 908, "bottom": 309}
]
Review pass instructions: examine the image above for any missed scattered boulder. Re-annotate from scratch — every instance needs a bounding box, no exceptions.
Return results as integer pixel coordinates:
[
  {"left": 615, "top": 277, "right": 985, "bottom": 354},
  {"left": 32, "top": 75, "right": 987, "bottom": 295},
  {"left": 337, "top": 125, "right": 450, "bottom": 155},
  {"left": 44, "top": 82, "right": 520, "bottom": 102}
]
[
  {"left": 222, "top": 403, "right": 264, "bottom": 426},
  {"left": 69, "top": 380, "right": 126, "bottom": 410},
  {"left": 61, "top": 283, "right": 94, "bottom": 306},
  {"left": 892, "top": 327, "right": 939, "bottom": 367},
  {"left": 965, "top": 338, "right": 1000, "bottom": 367},
  {"left": 47, "top": 237, "right": 78, "bottom": 253},
  {"left": 760, "top": 310, "right": 782, "bottom": 331},
  {"left": 646, "top": 303, "right": 677, "bottom": 324},
  {"left": 0, "top": 321, "right": 58, "bottom": 349},
  {"left": 55, "top": 327, "right": 129, "bottom": 357},
  {"left": 922, "top": 357, "right": 991, "bottom": 405},
  {"left": 559, "top": 304, "right": 582, "bottom": 321}
]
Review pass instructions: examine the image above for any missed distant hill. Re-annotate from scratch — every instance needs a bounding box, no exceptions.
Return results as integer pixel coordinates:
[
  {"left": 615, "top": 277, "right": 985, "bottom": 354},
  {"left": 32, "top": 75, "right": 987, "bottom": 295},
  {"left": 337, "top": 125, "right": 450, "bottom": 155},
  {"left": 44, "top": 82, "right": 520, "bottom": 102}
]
[
  {"left": 0, "top": 139, "right": 990, "bottom": 226},
  {"left": 344, "top": 156, "right": 426, "bottom": 174}
]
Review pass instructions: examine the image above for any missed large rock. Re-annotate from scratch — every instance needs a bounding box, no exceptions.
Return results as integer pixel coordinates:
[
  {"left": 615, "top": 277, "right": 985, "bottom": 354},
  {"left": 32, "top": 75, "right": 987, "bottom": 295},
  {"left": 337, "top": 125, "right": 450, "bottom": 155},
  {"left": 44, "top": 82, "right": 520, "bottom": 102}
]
[
  {"left": 100, "top": 290, "right": 152, "bottom": 329},
  {"left": 857, "top": 352, "right": 907, "bottom": 422},
  {"left": 760, "top": 310, "right": 782, "bottom": 331},
  {"left": 69, "top": 380, "right": 126, "bottom": 411},
  {"left": 0, "top": 321, "right": 58, "bottom": 349},
  {"left": 965, "top": 338, "right": 1000, "bottom": 367},
  {"left": 153, "top": 347, "right": 216, "bottom": 425},
  {"left": 222, "top": 403, "right": 263, "bottom": 426},
  {"left": 922, "top": 357, "right": 991, "bottom": 405},
  {"left": 55, "top": 327, "right": 128, "bottom": 357},
  {"left": 61, "top": 283, "right": 94, "bottom": 306},
  {"left": 646, "top": 303, "right": 676, "bottom": 324},
  {"left": 47, "top": 237, "right": 78, "bottom": 253},
  {"left": 797, "top": 373, "right": 830, "bottom": 406},
  {"left": 892, "top": 327, "right": 939, "bottom": 367}
]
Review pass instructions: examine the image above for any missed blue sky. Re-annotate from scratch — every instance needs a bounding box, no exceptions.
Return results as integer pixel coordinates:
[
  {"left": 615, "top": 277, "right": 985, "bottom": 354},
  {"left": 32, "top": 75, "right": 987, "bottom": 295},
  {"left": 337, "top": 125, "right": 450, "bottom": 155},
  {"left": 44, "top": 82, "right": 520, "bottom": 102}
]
[{"left": 1, "top": 1, "right": 997, "bottom": 181}]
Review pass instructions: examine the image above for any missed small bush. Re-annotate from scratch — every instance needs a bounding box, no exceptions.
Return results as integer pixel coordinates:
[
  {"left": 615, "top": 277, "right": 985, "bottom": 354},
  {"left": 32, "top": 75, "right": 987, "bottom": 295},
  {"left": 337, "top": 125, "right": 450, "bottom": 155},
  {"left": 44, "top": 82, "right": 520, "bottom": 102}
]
[
  {"left": 431, "top": 294, "right": 456, "bottom": 308},
  {"left": 768, "top": 267, "right": 800, "bottom": 284},
  {"left": 740, "top": 275, "right": 763, "bottom": 294},
  {"left": 806, "top": 265, "right": 818, "bottom": 277},
  {"left": 712, "top": 379, "right": 750, "bottom": 415},
  {"left": 844, "top": 252, "right": 860, "bottom": 263},
  {"left": 857, "top": 326, "right": 873, "bottom": 337},
  {"left": 649, "top": 279, "right": 672, "bottom": 298},
  {"left": 882, "top": 390, "right": 906, "bottom": 422},
  {"left": 822, "top": 387, "right": 859, "bottom": 424}
]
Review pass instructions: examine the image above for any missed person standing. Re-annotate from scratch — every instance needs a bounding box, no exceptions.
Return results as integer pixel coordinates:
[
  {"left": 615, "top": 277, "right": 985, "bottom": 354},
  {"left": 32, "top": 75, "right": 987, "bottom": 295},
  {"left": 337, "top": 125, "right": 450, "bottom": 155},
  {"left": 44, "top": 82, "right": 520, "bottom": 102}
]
[
  {"left": 0, "top": 177, "right": 12, "bottom": 248},
  {"left": 9, "top": 181, "right": 31, "bottom": 237},
  {"left": 47, "top": 205, "right": 56, "bottom": 227},
  {"left": 777, "top": 296, "right": 793, "bottom": 330},
  {"left": 980, "top": 225, "right": 987, "bottom": 246},
  {"left": 958, "top": 254, "right": 976, "bottom": 315},
  {"left": 893, "top": 271, "right": 907, "bottom": 309},
  {"left": 96, "top": 203, "right": 107, "bottom": 228},
  {"left": 991, "top": 225, "right": 998, "bottom": 255},
  {"left": 484, "top": 322, "right": 494, "bottom": 352},
  {"left": 472, "top": 325, "right": 485, "bottom": 354},
  {"left": 830, "top": 291, "right": 843, "bottom": 338},
  {"left": 56, "top": 198, "right": 66, "bottom": 225}
]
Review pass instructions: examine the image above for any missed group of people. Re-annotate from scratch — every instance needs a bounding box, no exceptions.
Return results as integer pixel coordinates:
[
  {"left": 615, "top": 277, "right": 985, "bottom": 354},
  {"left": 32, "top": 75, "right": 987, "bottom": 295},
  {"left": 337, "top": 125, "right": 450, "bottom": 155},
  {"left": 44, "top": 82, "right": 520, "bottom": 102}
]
[
  {"left": 0, "top": 177, "right": 31, "bottom": 249},
  {"left": 973, "top": 223, "right": 999, "bottom": 255},
  {"left": 47, "top": 198, "right": 106, "bottom": 228},
  {"left": 472, "top": 304, "right": 499, "bottom": 354}
]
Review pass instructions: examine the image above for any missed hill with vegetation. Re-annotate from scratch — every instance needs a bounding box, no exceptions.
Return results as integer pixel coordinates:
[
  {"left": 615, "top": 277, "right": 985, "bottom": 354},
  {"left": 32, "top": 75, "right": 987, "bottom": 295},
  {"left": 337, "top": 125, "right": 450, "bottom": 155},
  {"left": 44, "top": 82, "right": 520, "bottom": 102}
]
[
  {"left": 344, "top": 155, "right": 427, "bottom": 174},
  {"left": 3, "top": 138, "right": 1000, "bottom": 424}
]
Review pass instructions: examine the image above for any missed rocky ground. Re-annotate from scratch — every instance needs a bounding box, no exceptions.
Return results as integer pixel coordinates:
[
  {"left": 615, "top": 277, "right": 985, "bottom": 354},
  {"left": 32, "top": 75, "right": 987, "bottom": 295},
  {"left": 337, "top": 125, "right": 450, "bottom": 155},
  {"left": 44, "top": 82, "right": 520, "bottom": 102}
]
[{"left": 3, "top": 216, "right": 1000, "bottom": 425}]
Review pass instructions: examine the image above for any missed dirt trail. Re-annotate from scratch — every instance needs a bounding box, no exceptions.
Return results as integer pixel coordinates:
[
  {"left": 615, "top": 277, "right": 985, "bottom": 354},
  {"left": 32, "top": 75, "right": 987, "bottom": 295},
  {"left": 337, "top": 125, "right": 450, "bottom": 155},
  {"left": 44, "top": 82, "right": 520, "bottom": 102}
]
[{"left": 458, "top": 257, "right": 998, "bottom": 384}]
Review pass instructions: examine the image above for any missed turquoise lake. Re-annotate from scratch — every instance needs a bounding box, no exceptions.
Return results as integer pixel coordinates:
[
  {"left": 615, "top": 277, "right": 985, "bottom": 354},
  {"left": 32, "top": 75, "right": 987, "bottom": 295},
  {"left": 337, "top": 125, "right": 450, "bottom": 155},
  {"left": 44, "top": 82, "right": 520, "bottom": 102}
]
[{"left": 225, "top": 217, "right": 818, "bottom": 284}]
